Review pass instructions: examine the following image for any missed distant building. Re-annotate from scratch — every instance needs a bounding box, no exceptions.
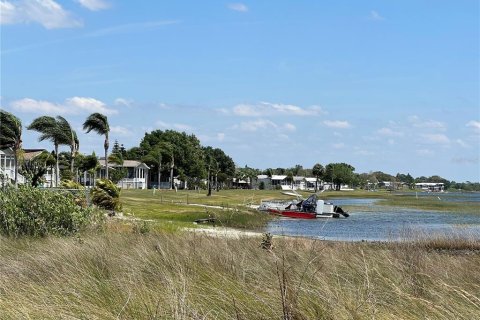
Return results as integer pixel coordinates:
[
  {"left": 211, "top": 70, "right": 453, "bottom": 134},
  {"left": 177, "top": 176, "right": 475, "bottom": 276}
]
[{"left": 415, "top": 182, "right": 444, "bottom": 192}]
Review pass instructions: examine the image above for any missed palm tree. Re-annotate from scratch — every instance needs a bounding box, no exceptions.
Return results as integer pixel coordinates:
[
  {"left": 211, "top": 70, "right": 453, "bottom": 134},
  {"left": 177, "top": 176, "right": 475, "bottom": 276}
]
[
  {"left": 56, "top": 116, "right": 78, "bottom": 175},
  {"left": 312, "top": 163, "right": 325, "bottom": 192},
  {"left": 27, "top": 116, "right": 71, "bottom": 187},
  {"left": 83, "top": 113, "right": 110, "bottom": 179},
  {"left": 0, "top": 110, "right": 22, "bottom": 187}
]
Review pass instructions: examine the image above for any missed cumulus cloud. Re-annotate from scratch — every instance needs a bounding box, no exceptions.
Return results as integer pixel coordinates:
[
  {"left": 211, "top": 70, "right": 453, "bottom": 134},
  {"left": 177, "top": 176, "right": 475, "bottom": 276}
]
[
  {"left": 233, "top": 102, "right": 326, "bottom": 117},
  {"left": 114, "top": 98, "right": 133, "bottom": 107},
  {"left": 236, "top": 119, "right": 277, "bottom": 132},
  {"left": 451, "top": 157, "right": 479, "bottom": 165},
  {"left": 323, "top": 120, "right": 351, "bottom": 129},
  {"left": 75, "top": 0, "right": 109, "bottom": 11},
  {"left": 284, "top": 123, "right": 296, "bottom": 132},
  {"left": 110, "top": 125, "right": 130, "bottom": 136},
  {"left": 466, "top": 120, "right": 480, "bottom": 133},
  {"left": 417, "top": 149, "right": 434, "bottom": 156},
  {"left": 421, "top": 133, "right": 450, "bottom": 144},
  {"left": 10, "top": 97, "right": 117, "bottom": 115},
  {"left": 408, "top": 115, "right": 446, "bottom": 131},
  {"left": 377, "top": 127, "right": 404, "bottom": 137},
  {"left": 228, "top": 3, "right": 248, "bottom": 12},
  {"left": 1, "top": 0, "right": 82, "bottom": 29}
]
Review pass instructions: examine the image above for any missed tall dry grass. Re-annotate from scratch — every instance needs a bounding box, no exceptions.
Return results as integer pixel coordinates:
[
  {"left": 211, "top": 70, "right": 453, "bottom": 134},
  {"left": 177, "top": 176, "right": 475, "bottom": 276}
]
[{"left": 0, "top": 227, "right": 479, "bottom": 319}]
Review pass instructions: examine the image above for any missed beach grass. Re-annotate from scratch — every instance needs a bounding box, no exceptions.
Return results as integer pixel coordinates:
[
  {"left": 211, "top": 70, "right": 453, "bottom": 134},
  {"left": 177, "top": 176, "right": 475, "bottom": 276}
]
[{"left": 0, "top": 226, "right": 479, "bottom": 319}]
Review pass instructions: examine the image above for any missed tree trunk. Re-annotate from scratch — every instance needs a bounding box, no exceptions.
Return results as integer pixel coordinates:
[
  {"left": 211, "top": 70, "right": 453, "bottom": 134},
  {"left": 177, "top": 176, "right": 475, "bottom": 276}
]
[
  {"left": 70, "top": 146, "right": 75, "bottom": 176},
  {"left": 170, "top": 155, "right": 174, "bottom": 189},
  {"left": 207, "top": 167, "right": 212, "bottom": 196},
  {"left": 55, "top": 143, "right": 59, "bottom": 187},
  {"left": 104, "top": 147, "right": 108, "bottom": 180},
  {"left": 13, "top": 148, "right": 18, "bottom": 188},
  {"left": 158, "top": 154, "right": 161, "bottom": 190}
]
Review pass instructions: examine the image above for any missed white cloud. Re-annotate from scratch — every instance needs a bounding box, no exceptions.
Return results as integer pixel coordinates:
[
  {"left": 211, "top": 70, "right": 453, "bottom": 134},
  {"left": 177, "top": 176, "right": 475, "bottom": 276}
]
[
  {"left": 110, "top": 125, "right": 130, "bottom": 136},
  {"left": 369, "top": 10, "right": 385, "bottom": 21},
  {"left": 284, "top": 123, "right": 296, "bottom": 132},
  {"left": 217, "top": 132, "right": 225, "bottom": 141},
  {"left": 10, "top": 97, "right": 117, "bottom": 115},
  {"left": 11, "top": 98, "right": 65, "bottom": 114},
  {"left": 66, "top": 97, "right": 117, "bottom": 115},
  {"left": 332, "top": 143, "right": 345, "bottom": 149},
  {"left": 416, "top": 149, "right": 434, "bottom": 156},
  {"left": 233, "top": 102, "right": 326, "bottom": 117},
  {"left": 323, "top": 120, "right": 351, "bottom": 129},
  {"left": 466, "top": 120, "right": 480, "bottom": 133},
  {"left": 421, "top": 133, "right": 450, "bottom": 144},
  {"left": 1, "top": 0, "right": 82, "bottom": 29},
  {"left": 114, "top": 98, "right": 133, "bottom": 107},
  {"left": 455, "top": 139, "right": 470, "bottom": 148},
  {"left": 75, "top": 0, "right": 109, "bottom": 11},
  {"left": 377, "top": 127, "right": 404, "bottom": 137},
  {"left": 408, "top": 115, "right": 446, "bottom": 131},
  {"left": 236, "top": 119, "right": 277, "bottom": 132},
  {"left": 228, "top": 3, "right": 248, "bottom": 12},
  {"left": 451, "top": 157, "right": 479, "bottom": 165}
]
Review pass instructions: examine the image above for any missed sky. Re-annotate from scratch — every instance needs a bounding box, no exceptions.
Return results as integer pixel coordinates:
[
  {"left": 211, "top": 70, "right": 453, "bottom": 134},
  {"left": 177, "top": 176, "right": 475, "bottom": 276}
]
[{"left": 1, "top": 0, "right": 479, "bottom": 182}]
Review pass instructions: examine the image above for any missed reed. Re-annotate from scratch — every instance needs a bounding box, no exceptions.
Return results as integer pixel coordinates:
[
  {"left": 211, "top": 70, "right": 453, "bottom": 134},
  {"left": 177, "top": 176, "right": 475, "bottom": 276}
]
[{"left": 0, "top": 227, "right": 478, "bottom": 319}]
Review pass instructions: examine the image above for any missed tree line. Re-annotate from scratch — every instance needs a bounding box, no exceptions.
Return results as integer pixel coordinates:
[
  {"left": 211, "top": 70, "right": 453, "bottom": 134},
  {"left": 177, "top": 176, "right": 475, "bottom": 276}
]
[{"left": 1, "top": 109, "right": 479, "bottom": 192}]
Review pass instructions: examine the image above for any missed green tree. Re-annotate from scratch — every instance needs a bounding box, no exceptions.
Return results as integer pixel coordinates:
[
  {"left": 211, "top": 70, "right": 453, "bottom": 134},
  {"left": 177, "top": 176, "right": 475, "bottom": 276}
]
[
  {"left": 27, "top": 116, "right": 73, "bottom": 187},
  {"left": 325, "top": 163, "right": 355, "bottom": 190},
  {"left": 0, "top": 110, "right": 22, "bottom": 187},
  {"left": 312, "top": 163, "right": 325, "bottom": 192},
  {"left": 83, "top": 113, "right": 110, "bottom": 179}
]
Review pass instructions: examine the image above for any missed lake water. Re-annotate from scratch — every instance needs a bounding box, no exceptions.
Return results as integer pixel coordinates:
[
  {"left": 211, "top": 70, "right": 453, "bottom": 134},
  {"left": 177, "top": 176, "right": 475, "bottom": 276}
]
[{"left": 266, "top": 193, "right": 480, "bottom": 241}]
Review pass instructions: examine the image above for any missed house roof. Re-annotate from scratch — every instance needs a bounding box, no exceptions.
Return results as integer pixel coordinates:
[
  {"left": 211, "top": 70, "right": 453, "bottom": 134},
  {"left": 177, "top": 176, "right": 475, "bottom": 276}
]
[
  {"left": 23, "top": 149, "right": 47, "bottom": 161},
  {"left": 257, "top": 175, "right": 269, "bottom": 179},
  {"left": 99, "top": 159, "right": 149, "bottom": 169},
  {"left": 271, "top": 175, "right": 287, "bottom": 180}
]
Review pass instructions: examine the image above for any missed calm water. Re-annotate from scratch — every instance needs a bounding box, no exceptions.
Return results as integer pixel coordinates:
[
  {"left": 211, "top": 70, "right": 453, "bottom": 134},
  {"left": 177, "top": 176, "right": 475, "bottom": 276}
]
[{"left": 266, "top": 193, "right": 480, "bottom": 241}]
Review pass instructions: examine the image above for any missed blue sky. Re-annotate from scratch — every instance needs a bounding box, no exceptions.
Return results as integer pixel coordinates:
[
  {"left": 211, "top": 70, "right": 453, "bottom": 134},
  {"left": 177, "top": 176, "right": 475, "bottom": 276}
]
[{"left": 1, "top": 0, "right": 479, "bottom": 182}]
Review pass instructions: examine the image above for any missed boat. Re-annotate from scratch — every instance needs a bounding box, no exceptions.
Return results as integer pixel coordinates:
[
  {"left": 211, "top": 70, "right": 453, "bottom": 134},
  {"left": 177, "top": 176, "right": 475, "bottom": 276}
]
[{"left": 260, "top": 194, "right": 349, "bottom": 219}]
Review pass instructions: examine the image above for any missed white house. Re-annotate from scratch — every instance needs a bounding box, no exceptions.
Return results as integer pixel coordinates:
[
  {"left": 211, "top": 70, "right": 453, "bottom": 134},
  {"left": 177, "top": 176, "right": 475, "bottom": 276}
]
[
  {"left": 97, "top": 160, "right": 150, "bottom": 189},
  {"left": 0, "top": 148, "right": 24, "bottom": 185}
]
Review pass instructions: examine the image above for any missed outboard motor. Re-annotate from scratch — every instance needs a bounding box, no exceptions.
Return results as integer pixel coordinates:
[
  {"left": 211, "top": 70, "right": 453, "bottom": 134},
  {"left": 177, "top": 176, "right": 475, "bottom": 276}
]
[{"left": 334, "top": 205, "right": 349, "bottom": 217}]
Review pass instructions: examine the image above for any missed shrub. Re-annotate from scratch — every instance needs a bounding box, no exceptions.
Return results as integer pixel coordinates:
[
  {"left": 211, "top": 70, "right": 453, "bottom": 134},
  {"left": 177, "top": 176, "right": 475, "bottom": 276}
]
[
  {"left": 0, "top": 185, "right": 98, "bottom": 237},
  {"left": 91, "top": 179, "right": 122, "bottom": 212}
]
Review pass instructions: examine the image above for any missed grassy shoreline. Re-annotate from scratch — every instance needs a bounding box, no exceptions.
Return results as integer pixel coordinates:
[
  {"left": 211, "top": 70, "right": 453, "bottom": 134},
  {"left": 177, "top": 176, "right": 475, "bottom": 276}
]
[
  {"left": 120, "top": 189, "right": 479, "bottom": 232},
  {"left": 1, "top": 227, "right": 479, "bottom": 319}
]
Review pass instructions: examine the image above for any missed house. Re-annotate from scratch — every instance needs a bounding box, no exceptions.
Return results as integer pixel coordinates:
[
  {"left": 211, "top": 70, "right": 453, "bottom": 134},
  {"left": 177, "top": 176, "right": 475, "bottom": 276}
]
[
  {"left": 1, "top": 148, "right": 49, "bottom": 186},
  {"left": 415, "top": 182, "right": 444, "bottom": 192},
  {"left": 0, "top": 148, "right": 24, "bottom": 185},
  {"left": 97, "top": 160, "right": 150, "bottom": 189}
]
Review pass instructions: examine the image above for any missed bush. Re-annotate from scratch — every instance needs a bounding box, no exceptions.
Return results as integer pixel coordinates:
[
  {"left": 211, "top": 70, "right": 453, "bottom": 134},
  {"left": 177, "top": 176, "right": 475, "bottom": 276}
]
[
  {"left": 0, "top": 185, "right": 98, "bottom": 237},
  {"left": 91, "top": 179, "right": 122, "bottom": 212}
]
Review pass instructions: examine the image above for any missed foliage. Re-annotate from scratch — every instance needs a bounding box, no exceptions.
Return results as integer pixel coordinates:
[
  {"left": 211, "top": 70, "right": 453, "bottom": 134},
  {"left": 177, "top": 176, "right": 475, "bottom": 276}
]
[
  {"left": 0, "top": 185, "right": 97, "bottom": 237},
  {"left": 138, "top": 130, "right": 207, "bottom": 186},
  {"left": 109, "top": 167, "right": 128, "bottom": 184},
  {"left": 61, "top": 180, "right": 84, "bottom": 189},
  {"left": 19, "top": 158, "right": 47, "bottom": 187},
  {"left": 91, "top": 179, "right": 122, "bottom": 212},
  {"left": 83, "top": 113, "right": 110, "bottom": 179},
  {"left": 324, "top": 163, "right": 355, "bottom": 190}
]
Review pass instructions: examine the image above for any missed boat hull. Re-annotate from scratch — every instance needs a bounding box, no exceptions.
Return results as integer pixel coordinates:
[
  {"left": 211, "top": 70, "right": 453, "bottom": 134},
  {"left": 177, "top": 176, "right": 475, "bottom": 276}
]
[{"left": 267, "top": 209, "right": 317, "bottom": 219}]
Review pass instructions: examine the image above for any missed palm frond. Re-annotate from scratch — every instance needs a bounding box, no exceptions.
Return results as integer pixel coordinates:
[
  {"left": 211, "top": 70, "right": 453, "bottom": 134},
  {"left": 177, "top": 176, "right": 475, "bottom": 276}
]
[{"left": 83, "top": 113, "right": 109, "bottom": 135}]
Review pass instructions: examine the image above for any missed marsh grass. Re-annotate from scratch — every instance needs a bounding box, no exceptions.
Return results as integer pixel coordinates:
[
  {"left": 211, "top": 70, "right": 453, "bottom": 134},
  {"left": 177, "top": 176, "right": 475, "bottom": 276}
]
[{"left": 1, "top": 226, "right": 479, "bottom": 319}]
